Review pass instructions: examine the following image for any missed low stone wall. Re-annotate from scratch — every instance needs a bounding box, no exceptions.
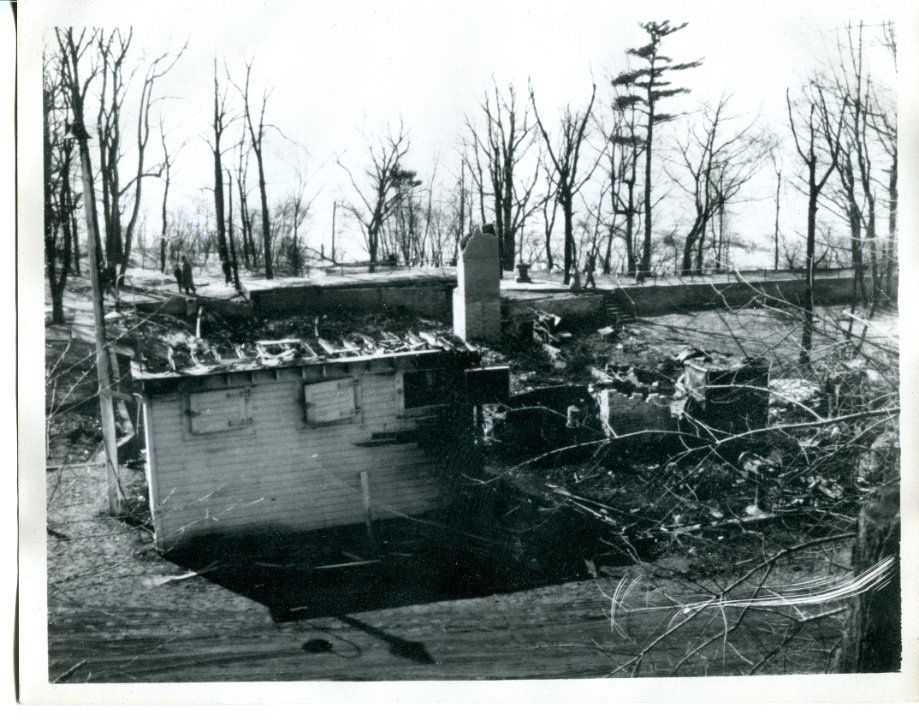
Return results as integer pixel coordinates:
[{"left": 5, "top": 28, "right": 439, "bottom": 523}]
[
  {"left": 607, "top": 275, "right": 871, "bottom": 318},
  {"left": 243, "top": 272, "right": 890, "bottom": 326},
  {"left": 248, "top": 277, "right": 456, "bottom": 319}
]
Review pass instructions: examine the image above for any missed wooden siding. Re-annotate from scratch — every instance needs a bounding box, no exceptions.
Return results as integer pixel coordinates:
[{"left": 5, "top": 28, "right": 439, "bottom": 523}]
[{"left": 146, "top": 365, "right": 470, "bottom": 550}]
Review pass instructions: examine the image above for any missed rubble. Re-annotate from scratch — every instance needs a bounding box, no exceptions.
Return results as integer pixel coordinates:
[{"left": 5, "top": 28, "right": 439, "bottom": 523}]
[
  {"left": 118, "top": 310, "right": 475, "bottom": 379},
  {"left": 490, "top": 384, "right": 601, "bottom": 461},
  {"left": 595, "top": 388, "right": 676, "bottom": 438},
  {"left": 675, "top": 357, "right": 770, "bottom": 437},
  {"left": 491, "top": 337, "right": 773, "bottom": 457}
]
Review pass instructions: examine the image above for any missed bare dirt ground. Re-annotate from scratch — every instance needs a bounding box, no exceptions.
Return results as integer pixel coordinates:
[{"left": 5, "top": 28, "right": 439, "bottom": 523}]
[
  {"left": 41, "top": 266, "right": 898, "bottom": 682},
  {"left": 46, "top": 461, "right": 851, "bottom": 682}
]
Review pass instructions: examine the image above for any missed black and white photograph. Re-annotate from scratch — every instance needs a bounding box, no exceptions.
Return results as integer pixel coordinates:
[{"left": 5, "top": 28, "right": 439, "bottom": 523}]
[{"left": 15, "top": 0, "right": 918, "bottom": 702}]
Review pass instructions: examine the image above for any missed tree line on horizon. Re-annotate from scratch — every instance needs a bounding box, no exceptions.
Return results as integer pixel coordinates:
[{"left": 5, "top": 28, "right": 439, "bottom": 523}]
[{"left": 44, "top": 20, "right": 898, "bottom": 326}]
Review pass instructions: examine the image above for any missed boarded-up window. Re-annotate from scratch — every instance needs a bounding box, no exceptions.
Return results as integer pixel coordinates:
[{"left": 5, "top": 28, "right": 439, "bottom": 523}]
[
  {"left": 304, "top": 379, "right": 359, "bottom": 425},
  {"left": 188, "top": 389, "right": 252, "bottom": 434},
  {"left": 402, "top": 369, "right": 450, "bottom": 409}
]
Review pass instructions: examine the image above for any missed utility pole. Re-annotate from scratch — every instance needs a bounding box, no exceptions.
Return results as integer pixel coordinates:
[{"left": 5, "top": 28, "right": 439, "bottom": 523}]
[
  {"left": 79, "top": 120, "right": 124, "bottom": 518},
  {"left": 330, "top": 200, "right": 337, "bottom": 263},
  {"left": 61, "top": 29, "right": 124, "bottom": 514}
]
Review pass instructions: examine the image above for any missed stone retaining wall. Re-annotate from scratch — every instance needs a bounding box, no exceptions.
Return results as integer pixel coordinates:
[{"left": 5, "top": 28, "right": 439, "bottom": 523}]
[
  {"left": 243, "top": 272, "right": 892, "bottom": 325},
  {"left": 248, "top": 278, "right": 455, "bottom": 320},
  {"left": 607, "top": 275, "right": 874, "bottom": 318}
]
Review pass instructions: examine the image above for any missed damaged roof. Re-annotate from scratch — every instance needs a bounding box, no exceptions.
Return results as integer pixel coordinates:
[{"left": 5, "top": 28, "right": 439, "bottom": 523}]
[{"left": 116, "top": 310, "right": 476, "bottom": 380}]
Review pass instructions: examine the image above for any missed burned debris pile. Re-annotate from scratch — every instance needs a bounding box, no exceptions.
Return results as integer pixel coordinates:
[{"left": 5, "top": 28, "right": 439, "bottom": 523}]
[
  {"left": 110, "top": 309, "right": 472, "bottom": 378},
  {"left": 479, "top": 310, "right": 896, "bottom": 573},
  {"left": 492, "top": 342, "right": 770, "bottom": 457}
]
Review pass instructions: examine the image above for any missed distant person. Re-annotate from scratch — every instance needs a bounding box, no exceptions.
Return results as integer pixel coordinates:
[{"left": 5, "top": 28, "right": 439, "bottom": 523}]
[
  {"left": 583, "top": 255, "right": 597, "bottom": 289},
  {"left": 181, "top": 256, "right": 196, "bottom": 295},
  {"left": 173, "top": 262, "right": 183, "bottom": 292},
  {"left": 99, "top": 265, "right": 117, "bottom": 298}
]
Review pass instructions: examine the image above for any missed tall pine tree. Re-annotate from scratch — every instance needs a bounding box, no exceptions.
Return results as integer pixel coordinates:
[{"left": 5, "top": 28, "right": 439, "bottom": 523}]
[{"left": 613, "top": 21, "right": 701, "bottom": 279}]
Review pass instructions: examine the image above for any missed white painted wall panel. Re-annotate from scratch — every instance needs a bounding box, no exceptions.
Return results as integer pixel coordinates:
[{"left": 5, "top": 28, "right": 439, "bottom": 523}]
[{"left": 147, "top": 367, "right": 462, "bottom": 549}]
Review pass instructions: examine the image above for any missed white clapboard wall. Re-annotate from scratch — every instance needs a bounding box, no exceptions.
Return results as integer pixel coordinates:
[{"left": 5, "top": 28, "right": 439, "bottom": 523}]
[{"left": 143, "top": 362, "right": 462, "bottom": 550}]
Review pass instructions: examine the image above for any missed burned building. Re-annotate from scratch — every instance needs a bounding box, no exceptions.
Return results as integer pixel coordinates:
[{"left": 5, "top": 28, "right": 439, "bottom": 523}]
[{"left": 130, "top": 327, "right": 497, "bottom": 552}]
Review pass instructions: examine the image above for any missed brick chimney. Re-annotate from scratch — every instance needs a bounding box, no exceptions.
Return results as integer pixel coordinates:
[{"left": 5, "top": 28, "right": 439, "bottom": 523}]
[{"left": 452, "top": 226, "right": 501, "bottom": 342}]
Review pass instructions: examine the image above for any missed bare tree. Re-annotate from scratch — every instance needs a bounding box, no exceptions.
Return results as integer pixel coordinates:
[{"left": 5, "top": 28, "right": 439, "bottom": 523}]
[
  {"left": 209, "top": 59, "right": 235, "bottom": 285},
  {"left": 769, "top": 146, "right": 784, "bottom": 271},
  {"left": 235, "top": 60, "right": 274, "bottom": 279},
  {"left": 613, "top": 20, "right": 702, "bottom": 279},
  {"left": 872, "top": 21, "right": 898, "bottom": 301},
  {"left": 233, "top": 133, "right": 256, "bottom": 269},
  {"left": 536, "top": 149, "right": 559, "bottom": 272},
  {"left": 786, "top": 82, "right": 847, "bottom": 364},
  {"left": 44, "top": 49, "right": 79, "bottom": 324},
  {"left": 467, "top": 81, "right": 539, "bottom": 271},
  {"left": 95, "top": 29, "right": 131, "bottom": 274},
  {"left": 156, "top": 119, "right": 186, "bottom": 274},
  {"left": 668, "top": 95, "right": 769, "bottom": 274},
  {"left": 440, "top": 154, "right": 474, "bottom": 266},
  {"left": 596, "top": 72, "right": 646, "bottom": 275},
  {"left": 463, "top": 135, "right": 489, "bottom": 229},
  {"left": 815, "top": 22, "right": 882, "bottom": 308},
  {"left": 338, "top": 121, "right": 413, "bottom": 271},
  {"left": 870, "top": 102, "right": 897, "bottom": 302},
  {"left": 225, "top": 169, "right": 240, "bottom": 288},
  {"left": 95, "top": 30, "right": 185, "bottom": 285},
  {"left": 530, "top": 81, "right": 598, "bottom": 283},
  {"left": 384, "top": 164, "right": 423, "bottom": 265},
  {"left": 273, "top": 170, "right": 313, "bottom": 275},
  {"left": 120, "top": 41, "right": 185, "bottom": 283}
]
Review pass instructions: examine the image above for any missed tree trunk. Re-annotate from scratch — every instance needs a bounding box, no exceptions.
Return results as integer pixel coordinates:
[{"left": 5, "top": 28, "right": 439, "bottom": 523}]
[
  {"left": 226, "top": 170, "right": 240, "bottom": 290},
  {"left": 213, "top": 150, "right": 229, "bottom": 281},
  {"left": 625, "top": 198, "right": 636, "bottom": 275},
  {"left": 542, "top": 198, "right": 556, "bottom": 272},
  {"left": 603, "top": 225, "right": 614, "bottom": 275},
  {"left": 257, "top": 165, "right": 272, "bottom": 279},
  {"left": 800, "top": 191, "right": 817, "bottom": 365},
  {"left": 640, "top": 106, "right": 654, "bottom": 279},
  {"left": 70, "top": 211, "right": 81, "bottom": 276},
  {"left": 159, "top": 156, "right": 170, "bottom": 274},
  {"left": 236, "top": 175, "right": 252, "bottom": 269},
  {"left": 865, "top": 194, "right": 879, "bottom": 311},
  {"left": 502, "top": 166, "right": 515, "bottom": 271},
  {"left": 53, "top": 179, "right": 75, "bottom": 323},
  {"left": 561, "top": 191, "right": 573, "bottom": 285},
  {"left": 44, "top": 87, "right": 62, "bottom": 324},
  {"left": 837, "top": 481, "right": 901, "bottom": 673},
  {"left": 885, "top": 153, "right": 897, "bottom": 300},
  {"left": 681, "top": 217, "right": 704, "bottom": 276},
  {"left": 694, "top": 224, "right": 706, "bottom": 273},
  {"left": 774, "top": 168, "right": 782, "bottom": 271}
]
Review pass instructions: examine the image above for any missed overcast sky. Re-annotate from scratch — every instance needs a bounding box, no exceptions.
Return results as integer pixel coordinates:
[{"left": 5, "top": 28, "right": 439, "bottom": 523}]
[{"left": 23, "top": 0, "right": 908, "bottom": 265}]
